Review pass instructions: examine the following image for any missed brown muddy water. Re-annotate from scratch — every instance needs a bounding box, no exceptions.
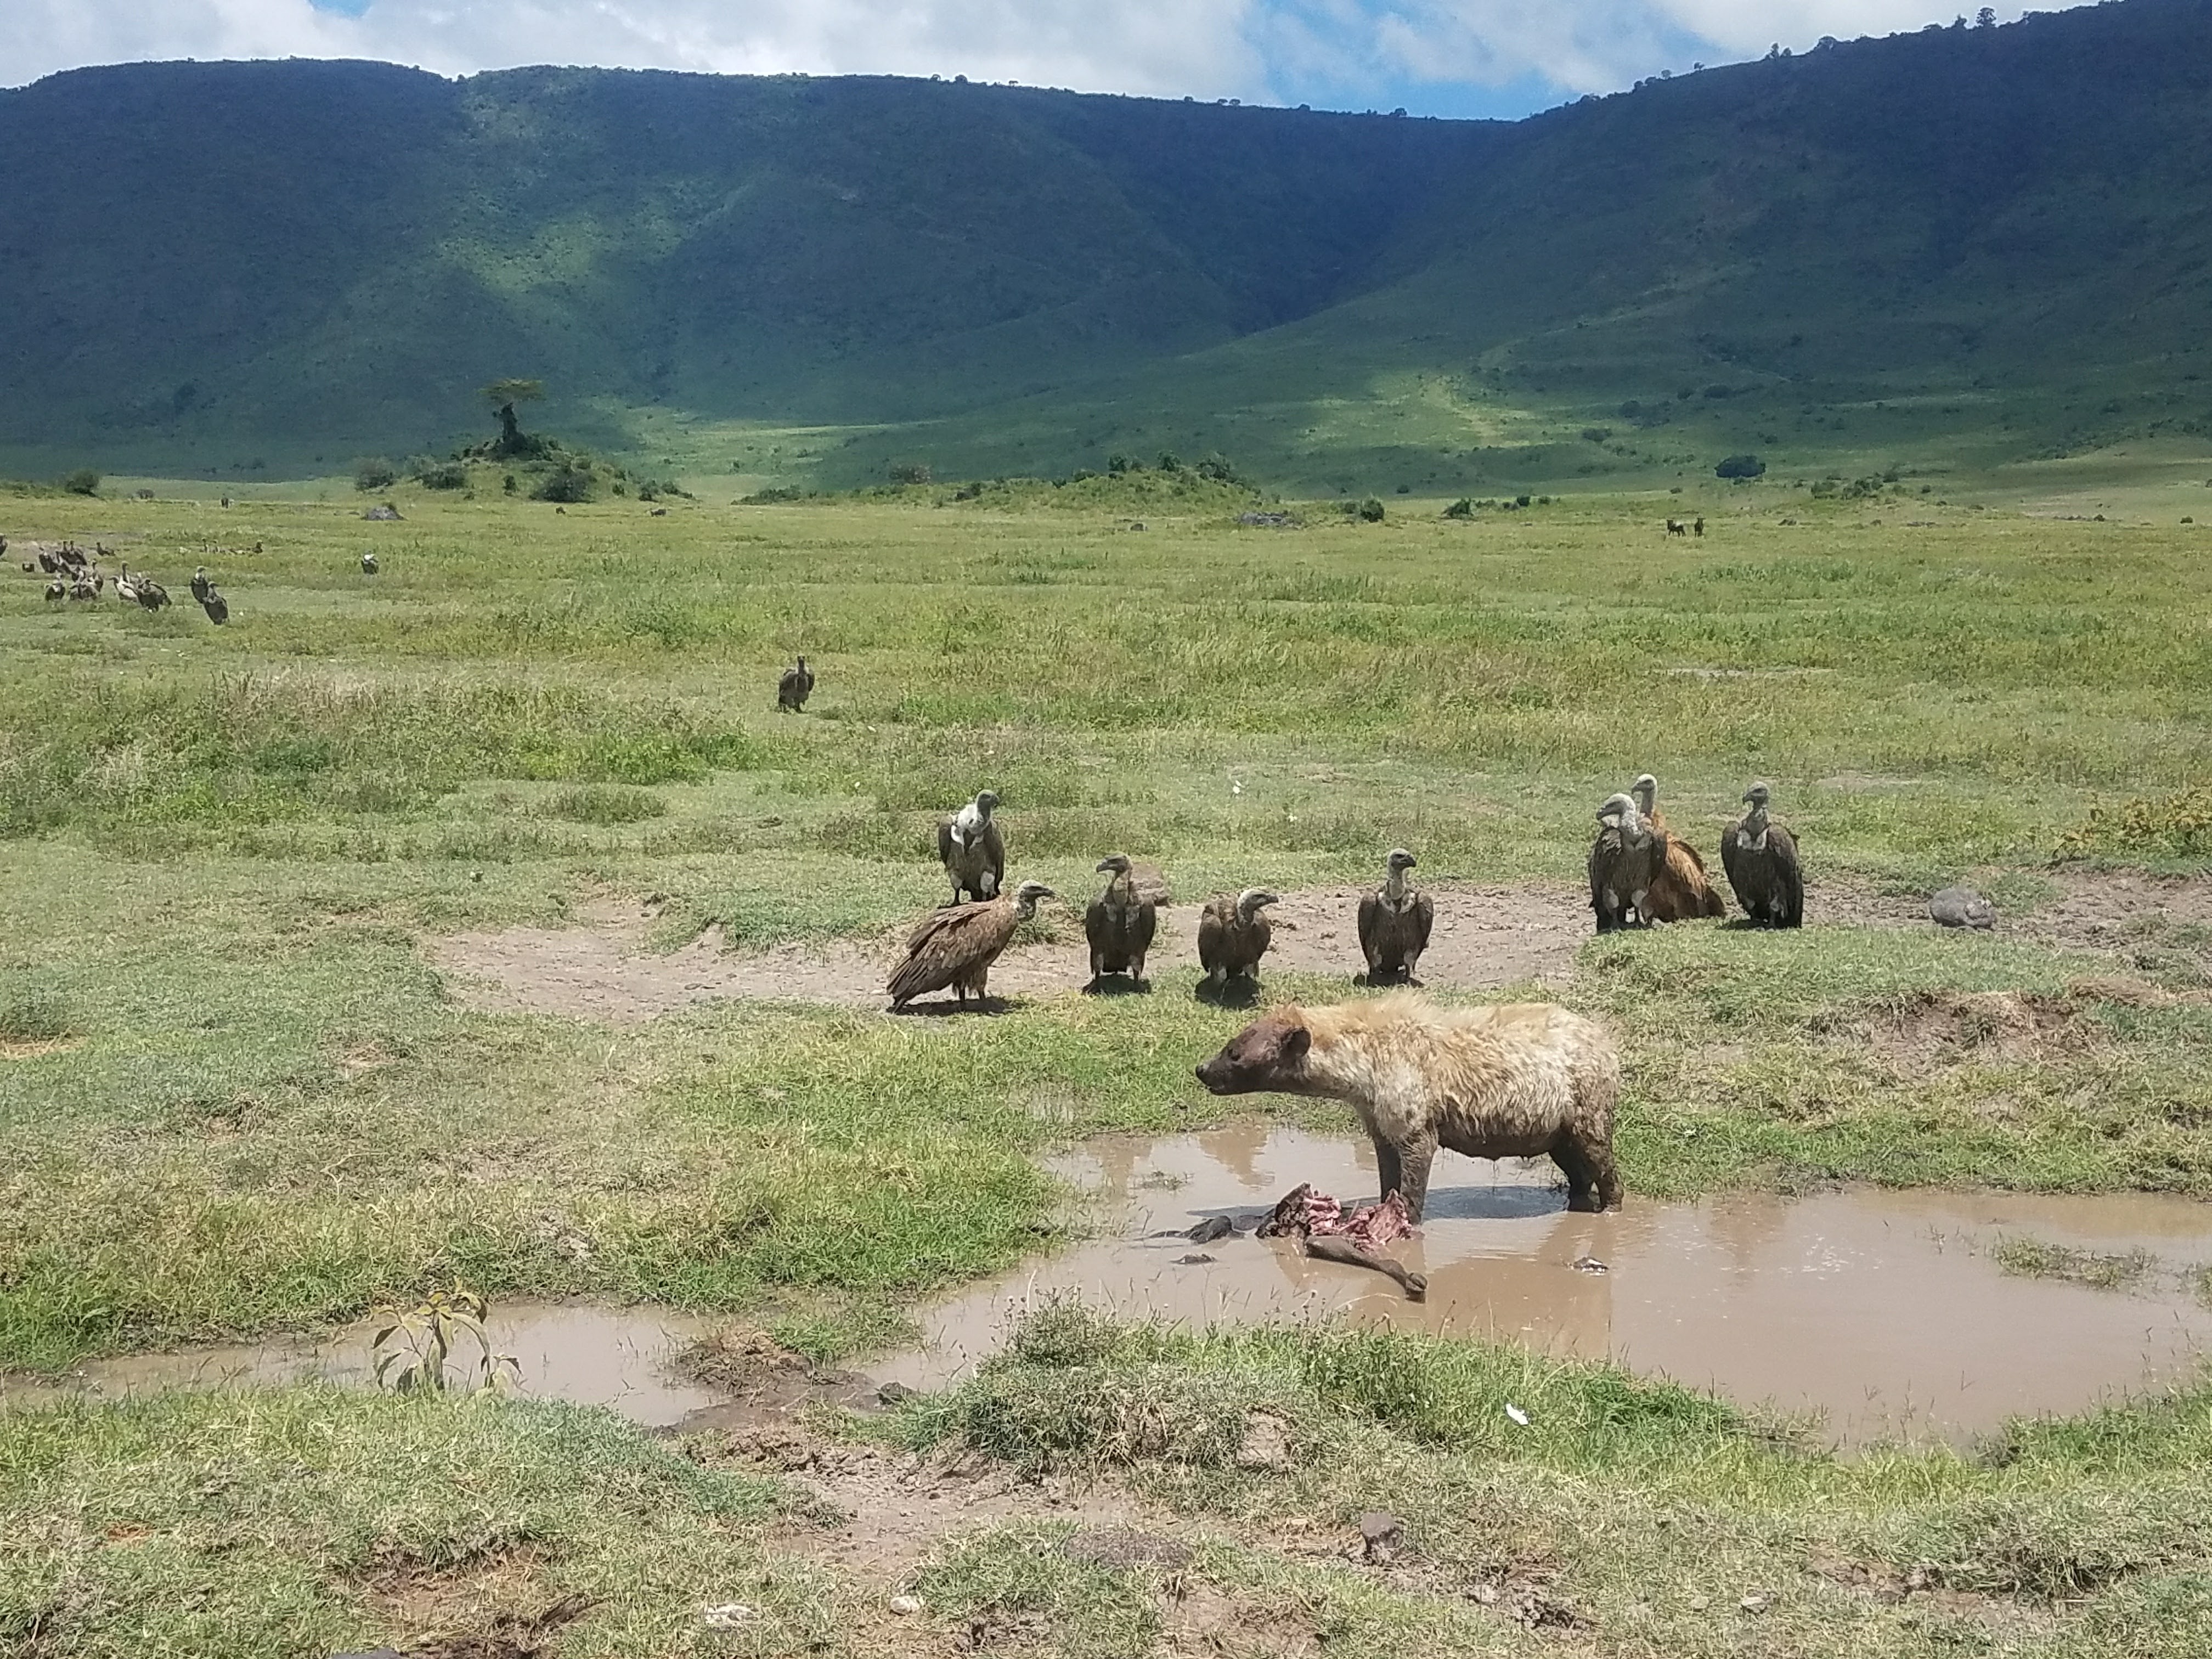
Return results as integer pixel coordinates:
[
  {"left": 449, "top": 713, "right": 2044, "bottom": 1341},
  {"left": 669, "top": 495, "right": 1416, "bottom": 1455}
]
[{"left": 7, "top": 1126, "right": 2211, "bottom": 1446}]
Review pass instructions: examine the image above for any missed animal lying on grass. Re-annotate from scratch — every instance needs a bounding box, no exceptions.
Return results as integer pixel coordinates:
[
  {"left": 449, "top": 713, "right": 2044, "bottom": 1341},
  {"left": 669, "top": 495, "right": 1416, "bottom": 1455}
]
[{"left": 1195, "top": 993, "right": 1623, "bottom": 1219}]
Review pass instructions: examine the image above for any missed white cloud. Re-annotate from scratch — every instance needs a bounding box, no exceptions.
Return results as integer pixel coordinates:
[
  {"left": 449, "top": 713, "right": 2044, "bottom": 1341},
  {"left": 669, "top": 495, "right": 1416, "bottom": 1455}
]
[{"left": 0, "top": 0, "right": 2037, "bottom": 104}]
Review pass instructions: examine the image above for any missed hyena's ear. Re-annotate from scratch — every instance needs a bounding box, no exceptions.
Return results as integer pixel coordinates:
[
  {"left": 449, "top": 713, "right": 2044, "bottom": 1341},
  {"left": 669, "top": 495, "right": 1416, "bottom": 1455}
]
[{"left": 1278, "top": 1025, "right": 1311, "bottom": 1061}]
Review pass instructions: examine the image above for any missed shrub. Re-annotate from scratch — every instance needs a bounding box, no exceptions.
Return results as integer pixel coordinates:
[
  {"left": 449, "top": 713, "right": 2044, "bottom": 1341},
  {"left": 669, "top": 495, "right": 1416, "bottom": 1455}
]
[
  {"left": 546, "top": 785, "right": 669, "bottom": 824},
  {"left": 1155, "top": 451, "right": 1183, "bottom": 471},
  {"left": 1443, "top": 498, "right": 1474, "bottom": 519},
  {"left": 888, "top": 462, "right": 933, "bottom": 486},
  {"left": 354, "top": 457, "right": 399, "bottom": 492},
  {"left": 1716, "top": 453, "right": 1767, "bottom": 480},
  {"left": 533, "top": 461, "right": 595, "bottom": 504},
  {"left": 413, "top": 460, "right": 467, "bottom": 490},
  {"left": 59, "top": 468, "right": 100, "bottom": 497},
  {"left": 1357, "top": 498, "right": 1385, "bottom": 522},
  {"left": 1193, "top": 453, "right": 1243, "bottom": 484},
  {"left": 1515, "top": 493, "right": 1532, "bottom": 507},
  {"left": 2058, "top": 786, "right": 2212, "bottom": 859},
  {"left": 1580, "top": 426, "right": 1611, "bottom": 443}
]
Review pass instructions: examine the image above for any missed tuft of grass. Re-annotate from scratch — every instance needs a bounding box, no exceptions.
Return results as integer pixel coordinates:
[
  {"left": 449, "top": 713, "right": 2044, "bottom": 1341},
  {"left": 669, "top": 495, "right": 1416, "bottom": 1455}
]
[
  {"left": 1991, "top": 1235, "right": 2157, "bottom": 1290},
  {"left": 544, "top": 783, "right": 668, "bottom": 823}
]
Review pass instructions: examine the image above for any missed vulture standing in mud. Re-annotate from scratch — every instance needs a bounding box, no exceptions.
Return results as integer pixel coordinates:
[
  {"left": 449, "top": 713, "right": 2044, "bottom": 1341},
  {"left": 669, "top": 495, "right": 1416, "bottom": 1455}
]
[
  {"left": 1084, "top": 854, "right": 1158, "bottom": 990},
  {"left": 938, "top": 790, "right": 1005, "bottom": 904},
  {"left": 1198, "top": 889, "right": 1280, "bottom": 988},
  {"left": 1722, "top": 782, "right": 1804, "bottom": 928},
  {"left": 360, "top": 551, "right": 379, "bottom": 575},
  {"left": 887, "top": 880, "right": 1054, "bottom": 1011},
  {"left": 1357, "top": 849, "right": 1434, "bottom": 984},
  {"left": 776, "top": 656, "right": 814, "bottom": 713},
  {"left": 1589, "top": 792, "right": 1668, "bottom": 932},
  {"left": 1631, "top": 773, "right": 1725, "bottom": 921}
]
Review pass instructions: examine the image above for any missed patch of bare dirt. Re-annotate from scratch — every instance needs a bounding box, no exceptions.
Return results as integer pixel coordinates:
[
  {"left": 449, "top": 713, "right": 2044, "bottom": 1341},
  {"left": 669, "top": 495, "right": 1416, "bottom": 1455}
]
[
  {"left": 356, "top": 1537, "right": 591, "bottom": 1659},
  {"left": 1848, "top": 989, "right": 2089, "bottom": 1073},
  {"left": 2015, "top": 871, "right": 2212, "bottom": 955},
  {"left": 0, "top": 1037, "right": 78, "bottom": 1061},
  {"left": 432, "top": 885, "right": 1588, "bottom": 1022}
]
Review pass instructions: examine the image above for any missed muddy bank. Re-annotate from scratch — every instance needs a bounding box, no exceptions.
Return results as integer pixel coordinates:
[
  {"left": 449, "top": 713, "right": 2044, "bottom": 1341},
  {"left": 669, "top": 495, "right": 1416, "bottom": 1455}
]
[
  {"left": 13, "top": 1124, "right": 2210, "bottom": 1448},
  {"left": 877, "top": 1124, "right": 2212, "bottom": 1446},
  {"left": 432, "top": 884, "right": 1590, "bottom": 1021}
]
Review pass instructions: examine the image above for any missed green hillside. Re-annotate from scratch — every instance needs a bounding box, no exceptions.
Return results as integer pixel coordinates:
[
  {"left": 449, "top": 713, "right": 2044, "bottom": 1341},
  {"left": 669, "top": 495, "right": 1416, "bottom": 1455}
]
[{"left": 3, "top": 0, "right": 2211, "bottom": 491}]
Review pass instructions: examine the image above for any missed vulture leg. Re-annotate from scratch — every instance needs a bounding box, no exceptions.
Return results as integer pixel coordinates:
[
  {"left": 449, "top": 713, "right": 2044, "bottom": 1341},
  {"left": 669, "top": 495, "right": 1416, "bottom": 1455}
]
[
  {"left": 1086, "top": 948, "right": 1105, "bottom": 994},
  {"left": 1391, "top": 1133, "right": 1438, "bottom": 1223},
  {"left": 1131, "top": 949, "right": 1148, "bottom": 991}
]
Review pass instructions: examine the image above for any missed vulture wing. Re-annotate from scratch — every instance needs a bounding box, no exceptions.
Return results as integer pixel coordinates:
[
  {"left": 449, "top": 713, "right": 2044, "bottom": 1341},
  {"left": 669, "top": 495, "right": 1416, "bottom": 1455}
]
[
  {"left": 1408, "top": 892, "right": 1435, "bottom": 956},
  {"left": 936, "top": 817, "right": 959, "bottom": 868},
  {"left": 1719, "top": 825, "right": 1748, "bottom": 916},
  {"left": 1242, "top": 912, "right": 1272, "bottom": 972},
  {"left": 1128, "top": 896, "right": 1158, "bottom": 958},
  {"left": 1197, "top": 900, "right": 1230, "bottom": 974},
  {"left": 978, "top": 821, "right": 1005, "bottom": 896},
  {"left": 1356, "top": 892, "right": 1385, "bottom": 969},
  {"left": 1084, "top": 893, "right": 1113, "bottom": 955},
  {"left": 889, "top": 900, "right": 1016, "bottom": 1005},
  {"left": 1769, "top": 825, "right": 1805, "bottom": 927}
]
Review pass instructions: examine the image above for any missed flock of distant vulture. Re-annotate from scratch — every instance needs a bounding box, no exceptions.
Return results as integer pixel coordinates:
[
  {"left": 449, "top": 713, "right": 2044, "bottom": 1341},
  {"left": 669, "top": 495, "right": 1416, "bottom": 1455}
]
[{"left": 5, "top": 537, "right": 307, "bottom": 625}]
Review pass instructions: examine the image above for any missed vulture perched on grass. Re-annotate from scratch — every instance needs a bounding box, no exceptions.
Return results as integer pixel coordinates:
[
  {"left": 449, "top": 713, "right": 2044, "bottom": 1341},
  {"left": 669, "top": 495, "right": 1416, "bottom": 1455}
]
[
  {"left": 938, "top": 790, "right": 1005, "bottom": 904},
  {"left": 199, "top": 583, "right": 229, "bottom": 625},
  {"left": 136, "top": 576, "right": 170, "bottom": 611},
  {"left": 1357, "top": 849, "right": 1434, "bottom": 984},
  {"left": 1198, "top": 889, "right": 1279, "bottom": 988},
  {"left": 1589, "top": 793, "right": 1668, "bottom": 932},
  {"left": 1722, "top": 783, "right": 1804, "bottom": 928},
  {"left": 114, "top": 563, "right": 138, "bottom": 606},
  {"left": 887, "top": 880, "right": 1054, "bottom": 1011},
  {"left": 360, "top": 551, "right": 379, "bottom": 575},
  {"left": 776, "top": 656, "right": 814, "bottom": 713},
  {"left": 1632, "top": 773, "right": 1725, "bottom": 921},
  {"left": 1084, "top": 854, "right": 1157, "bottom": 990},
  {"left": 189, "top": 567, "right": 212, "bottom": 604},
  {"left": 43, "top": 577, "right": 65, "bottom": 602}
]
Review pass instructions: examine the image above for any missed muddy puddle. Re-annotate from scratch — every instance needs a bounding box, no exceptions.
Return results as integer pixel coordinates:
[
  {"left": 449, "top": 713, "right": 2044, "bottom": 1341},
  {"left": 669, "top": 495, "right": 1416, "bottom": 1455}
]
[
  {"left": 876, "top": 1125, "right": 2212, "bottom": 1445},
  {"left": 10, "top": 1126, "right": 2210, "bottom": 1448}
]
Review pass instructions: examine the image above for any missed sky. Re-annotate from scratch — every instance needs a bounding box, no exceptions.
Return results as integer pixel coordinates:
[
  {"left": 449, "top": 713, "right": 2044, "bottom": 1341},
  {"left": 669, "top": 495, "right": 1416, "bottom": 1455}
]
[{"left": 1, "top": 0, "right": 2036, "bottom": 117}]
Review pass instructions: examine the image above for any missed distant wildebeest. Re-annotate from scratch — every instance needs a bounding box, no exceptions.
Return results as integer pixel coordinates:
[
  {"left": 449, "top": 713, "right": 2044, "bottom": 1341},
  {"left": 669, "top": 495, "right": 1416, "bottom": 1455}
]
[{"left": 1667, "top": 517, "right": 1686, "bottom": 535}]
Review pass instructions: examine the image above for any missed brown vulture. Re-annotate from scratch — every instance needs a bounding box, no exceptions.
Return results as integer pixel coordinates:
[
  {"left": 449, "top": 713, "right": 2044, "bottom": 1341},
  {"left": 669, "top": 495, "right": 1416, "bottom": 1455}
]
[
  {"left": 937, "top": 790, "right": 1005, "bottom": 904},
  {"left": 777, "top": 656, "right": 814, "bottom": 713},
  {"left": 1632, "top": 773, "right": 1725, "bottom": 921},
  {"left": 190, "top": 567, "right": 212, "bottom": 604},
  {"left": 1198, "top": 889, "right": 1279, "bottom": 988},
  {"left": 199, "top": 584, "right": 229, "bottom": 624},
  {"left": 1357, "top": 848, "right": 1434, "bottom": 984},
  {"left": 1084, "top": 854, "right": 1157, "bottom": 990},
  {"left": 887, "top": 880, "right": 1054, "bottom": 1011},
  {"left": 1589, "top": 792, "right": 1667, "bottom": 932},
  {"left": 1721, "top": 782, "right": 1804, "bottom": 928}
]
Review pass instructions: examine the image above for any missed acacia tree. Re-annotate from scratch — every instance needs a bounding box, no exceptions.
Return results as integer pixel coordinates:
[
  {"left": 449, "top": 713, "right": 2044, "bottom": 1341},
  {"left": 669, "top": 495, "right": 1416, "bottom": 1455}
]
[{"left": 482, "top": 379, "right": 545, "bottom": 458}]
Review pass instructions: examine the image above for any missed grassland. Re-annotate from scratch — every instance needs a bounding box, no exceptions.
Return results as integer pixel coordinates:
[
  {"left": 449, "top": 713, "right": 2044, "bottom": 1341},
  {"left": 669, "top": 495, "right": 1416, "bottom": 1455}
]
[{"left": 4, "top": 476, "right": 2212, "bottom": 1656}]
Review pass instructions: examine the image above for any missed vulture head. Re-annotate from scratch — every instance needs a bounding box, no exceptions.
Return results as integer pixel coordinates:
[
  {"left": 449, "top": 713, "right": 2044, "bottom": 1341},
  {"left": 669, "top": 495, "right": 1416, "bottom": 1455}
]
[
  {"left": 974, "top": 789, "right": 1001, "bottom": 818},
  {"left": 1596, "top": 793, "right": 1646, "bottom": 839},
  {"left": 1235, "top": 888, "right": 1280, "bottom": 920},
  {"left": 1386, "top": 848, "right": 1417, "bottom": 875},
  {"left": 1095, "top": 853, "right": 1133, "bottom": 877},
  {"left": 1012, "top": 879, "right": 1055, "bottom": 916},
  {"left": 1742, "top": 782, "right": 1773, "bottom": 809},
  {"left": 1632, "top": 772, "right": 1658, "bottom": 815}
]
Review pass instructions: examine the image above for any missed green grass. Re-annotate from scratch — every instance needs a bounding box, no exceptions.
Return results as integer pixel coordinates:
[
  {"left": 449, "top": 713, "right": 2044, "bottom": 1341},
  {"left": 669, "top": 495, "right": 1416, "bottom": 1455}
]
[{"left": 3, "top": 483, "right": 2211, "bottom": 1656}]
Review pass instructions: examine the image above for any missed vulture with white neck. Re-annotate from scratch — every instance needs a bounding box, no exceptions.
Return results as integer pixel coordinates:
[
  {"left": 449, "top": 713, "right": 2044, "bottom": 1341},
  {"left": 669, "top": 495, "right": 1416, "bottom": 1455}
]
[
  {"left": 937, "top": 790, "right": 1005, "bottom": 904},
  {"left": 1722, "top": 783, "right": 1803, "bottom": 927},
  {"left": 1630, "top": 773, "right": 1725, "bottom": 921},
  {"left": 1588, "top": 793, "right": 1667, "bottom": 932},
  {"left": 1357, "top": 849, "right": 1434, "bottom": 984},
  {"left": 1084, "top": 854, "right": 1158, "bottom": 990}
]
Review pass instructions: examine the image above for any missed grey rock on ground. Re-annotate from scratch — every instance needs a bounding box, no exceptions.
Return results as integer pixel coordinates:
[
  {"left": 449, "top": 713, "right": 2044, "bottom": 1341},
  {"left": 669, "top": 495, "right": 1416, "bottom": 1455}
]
[{"left": 1929, "top": 885, "right": 1997, "bottom": 929}]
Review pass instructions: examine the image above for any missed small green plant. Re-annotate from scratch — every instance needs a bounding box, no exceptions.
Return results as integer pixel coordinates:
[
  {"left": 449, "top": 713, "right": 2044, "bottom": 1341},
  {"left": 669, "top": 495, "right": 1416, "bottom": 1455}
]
[
  {"left": 1991, "top": 1235, "right": 2154, "bottom": 1291},
  {"left": 1357, "top": 498, "right": 1385, "bottom": 522},
  {"left": 547, "top": 784, "right": 668, "bottom": 823},
  {"left": 0, "top": 986, "right": 74, "bottom": 1043},
  {"left": 2058, "top": 786, "right": 2212, "bottom": 859},
  {"left": 370, "top": 1284, "right": 518, "bottom": 1396}
]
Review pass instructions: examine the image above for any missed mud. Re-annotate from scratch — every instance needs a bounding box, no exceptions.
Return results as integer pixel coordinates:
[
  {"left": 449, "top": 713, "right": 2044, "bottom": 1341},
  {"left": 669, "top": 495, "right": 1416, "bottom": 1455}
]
[
  {"left": 432, "top": 885, "right": 1588, "bottom": 1021},
  {"left": 868, "top": 1124, "right": 2212, "bottom": 1445}
]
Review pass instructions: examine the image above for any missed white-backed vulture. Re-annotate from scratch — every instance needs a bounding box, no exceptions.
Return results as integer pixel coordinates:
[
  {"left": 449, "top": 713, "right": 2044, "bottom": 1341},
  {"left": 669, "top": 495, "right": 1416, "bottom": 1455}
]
[
  {"left": 1198, "top": 889, "right": 1279, "bottom": 986},
  {"left": 777, "top": 656, "right": 814, "bottom": 712},
  {"left": 937, "top": 789, "right": 1004, "bottom": 904},
  {"left": 114, "top": 563, "right": 138, "bottom": 606},
  {"left": 361, "top": 551, "right": 379, "bottom": 575},
  {"left": 43, "top": 577, "right": 65, "bottom": 602},
  {"left": 1632, "top": 772, "right": 1725, "bottom": 921},
  {"left": 189, "top": 567, "right": 212, "bottom": 604},
  {"left": 1357, "top": 848, "right": 1434, "bottom": 983},
  {"left": 1721, "top": 782, "right": 1804, "bottom": 928},
  {"left": 1084, "top": 854, "right": 1157, "bottom": 990},
  {"left": 887, "top": 880, "right": 1054, "bottom": 1011},
  {"left": 1588, "top": 793, "right": 1667, "bottom": 932}
]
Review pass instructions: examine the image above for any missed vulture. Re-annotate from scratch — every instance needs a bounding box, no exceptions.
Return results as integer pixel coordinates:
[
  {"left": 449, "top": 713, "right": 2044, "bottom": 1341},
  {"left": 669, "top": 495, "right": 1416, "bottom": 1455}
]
[
  {"left": 1631, "top": 773, "right": 1725, "bottom": 921},
  {"left": 1084, "top": 854, "right": 1158, "bottom": 990},
  {"left": 360, "top": 551, "right": 380, "bottom": 575},
  {"left": 199, "top": 584, "right": 229, "bottom": 625},
  {"left": 1198, "top": 889, "right": 1279, "bottom": 988},
  {"left": 777, "top": 656, "right": 814, "bottom": 713},
  {"left": 136, "top": 576, "right": 170, "bottom": 611},
  {"left": 1588, "top": 792, "right": 1668, "bottom": 932},
  {"left": 189, "top": 567, "right": 212, "bottom": 605},
  {"left": 1721, "top": 783, "right": 1804, "bottom": 928},
  {"left": 1357, "top": 849, "right": 1434, "bottom": 984},
  {"left": 44, "top": 577, "right": 65, "bottom": 602},
  {"left": 114, "top": 563, "right": 138, "bottom": 606},
  {"left": 887, "top": 880, "right": 1054, "bottom": 1011},
  {"left": 938, "top": 790, "right": 1005, "bottom": 904}
]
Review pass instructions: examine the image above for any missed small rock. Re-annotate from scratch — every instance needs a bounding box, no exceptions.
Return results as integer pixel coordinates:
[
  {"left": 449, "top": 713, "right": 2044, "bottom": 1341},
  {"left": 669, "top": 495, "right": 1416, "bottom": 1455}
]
[
  {"left": 1358, "top": 1510, "right": 1403, "bottom": 1565},
  {"left": 1504, "top": 1402, "right": 1530, "bottom": 1426},
  {"left": 360, "top": 503, "right": 402, "bottom": 521},
  {"left": 1175, "top": 1252, "right": 1216, "bottom": 1265},
  {"left": 1465, "top": 1583, "right": 1499, "bottom": 1605},
  {"left": 1904, "top": 1562, "right": 1940, "bottom": 1592},
  {"left": 1571, "top": 1256, "right": 1609, "bottom": 1274},
  {"left": 1929, "top": 885, "right": 1997, "bottom": 930},
  {"left": 1184, "top": 1215, "right": 1233, "bottom": 1244},
  {"left": 701, "top": 1604, "right": 753, "bottom": 1628},
  {"left": 889, "top": 1594, "right": 923, "bottom": 1616},
  {"left": 877, "top": 1381, "right": 918, "bottom": 1406},
  {"left": 1235, "top": 1411, "right": 1293, "bottom": 1470},
  {"left": 1739, "top": 1592, "right": 1770, "bottom": 1613}
]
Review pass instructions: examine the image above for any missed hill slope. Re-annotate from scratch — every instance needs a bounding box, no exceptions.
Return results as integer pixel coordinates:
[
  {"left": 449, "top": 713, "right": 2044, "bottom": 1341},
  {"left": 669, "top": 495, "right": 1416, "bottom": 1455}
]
[{"left": 3, "top": 0, "right": 2210, "bottom": 488}]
